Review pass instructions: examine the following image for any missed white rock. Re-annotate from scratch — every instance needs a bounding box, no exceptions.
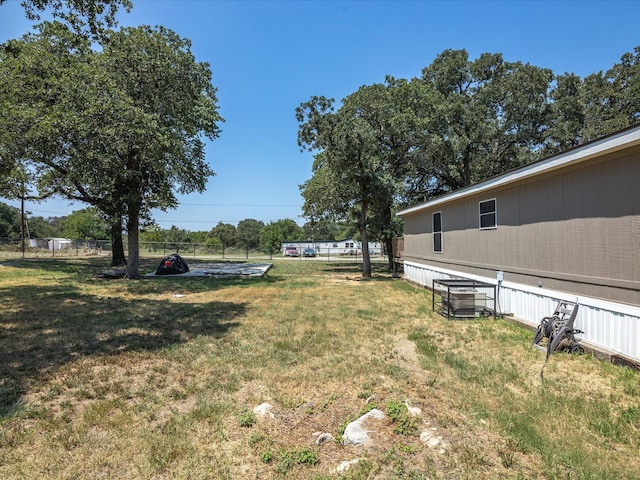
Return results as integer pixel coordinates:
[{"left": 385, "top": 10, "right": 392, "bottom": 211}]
[
  {"left": 342, "top": 408, "right": 385, "bottom": 446},
  {"left": 253, "top": 403, "right": 274, "bottom": 418},
  {"left": 407, "top": 405, "right": 422, "bottom": 417},
  {"left": 426, "top": 437, "right": 442, "bottom": 448},
  {"left": 336, "top": 458, "right": 360, "bottom": 473},
  {"left": 403, "top": 399, "right": 422, "bottom": 417},
  {"left": 420, "top": 428, "right": 446, "bottom": 451},
  {"left": 315, "top": 432, "right": 334, "bottom": 445}
]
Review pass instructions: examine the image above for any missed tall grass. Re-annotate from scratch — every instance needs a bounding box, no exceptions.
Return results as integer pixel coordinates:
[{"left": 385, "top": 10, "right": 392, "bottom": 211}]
[{"left": 0, "top": 257, "right": 638, "bottom": 479}]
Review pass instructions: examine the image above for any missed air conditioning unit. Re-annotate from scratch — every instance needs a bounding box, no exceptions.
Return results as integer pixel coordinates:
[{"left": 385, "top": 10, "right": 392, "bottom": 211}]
[{"left": 445, "top": 288, "right": 486, "bottom": 318}]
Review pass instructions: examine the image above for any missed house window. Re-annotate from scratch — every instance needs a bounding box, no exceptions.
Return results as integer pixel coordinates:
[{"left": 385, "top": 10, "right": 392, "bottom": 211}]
[
  {"left": 433, "top": 211, "right": 442, "bottom": 253},
  {"left": 479, "top": 199, "right": 497, "bottom": 229}
]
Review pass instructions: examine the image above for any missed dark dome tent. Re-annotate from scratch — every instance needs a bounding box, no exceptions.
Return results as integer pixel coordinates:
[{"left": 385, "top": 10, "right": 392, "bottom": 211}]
[{"left": 156, "top": 254, "right": 189, "bottom": 275}]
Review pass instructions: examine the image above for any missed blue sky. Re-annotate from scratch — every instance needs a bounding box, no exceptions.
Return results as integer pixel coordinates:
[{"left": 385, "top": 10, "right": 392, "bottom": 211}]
[{"left": 1, "top": 0, "right": 639, "bottom": 231}]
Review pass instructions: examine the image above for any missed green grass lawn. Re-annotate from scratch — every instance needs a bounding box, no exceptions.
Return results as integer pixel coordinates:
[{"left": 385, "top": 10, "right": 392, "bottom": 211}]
[{"left": 1, "top": 257, "right": 638, "bottom": 479}]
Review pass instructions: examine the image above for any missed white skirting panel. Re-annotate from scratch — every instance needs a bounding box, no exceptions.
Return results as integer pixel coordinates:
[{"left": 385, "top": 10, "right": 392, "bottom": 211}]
[{"left": 404, "top": 261, "right": 640, "bottom": 362}]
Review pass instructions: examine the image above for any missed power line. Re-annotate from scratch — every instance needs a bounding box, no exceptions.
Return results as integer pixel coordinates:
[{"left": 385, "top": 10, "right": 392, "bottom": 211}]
[
  {"left": 154, "top": 218, "right": 307, "bottom": 225},
  {"left": 178, "top": 203, "right": 303, "bottom": 207}
]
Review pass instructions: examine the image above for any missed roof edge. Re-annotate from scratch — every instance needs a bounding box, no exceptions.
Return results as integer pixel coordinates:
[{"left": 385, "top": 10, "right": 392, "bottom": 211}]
[{"left": 397, "top": 124, "right": 640, "bottom": 217}]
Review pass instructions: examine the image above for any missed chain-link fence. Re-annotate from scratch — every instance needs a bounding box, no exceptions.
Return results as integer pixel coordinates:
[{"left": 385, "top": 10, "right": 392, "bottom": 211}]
[
  {"left": 0, "top": 237, "right": 111, "bottom": 259},
  {"left": 0, "top": 237, "right": 388, "bottom": 262}
]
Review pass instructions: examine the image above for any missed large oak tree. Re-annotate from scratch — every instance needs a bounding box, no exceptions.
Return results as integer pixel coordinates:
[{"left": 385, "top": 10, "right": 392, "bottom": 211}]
[
  {"left": 297, "top": 50, "right": 561, "bottom": 275},
  {"left": 297, "top": 78, "right": 437, "bottom": 273},
  {"left": 297, "top": 94, "right": 388, "bottom": 277},
  {"left": 420, "top": 49, "right": 554, "bottom": 191},
  {"left": 0, "top": 22, "right": 223, "bottom": 277}
]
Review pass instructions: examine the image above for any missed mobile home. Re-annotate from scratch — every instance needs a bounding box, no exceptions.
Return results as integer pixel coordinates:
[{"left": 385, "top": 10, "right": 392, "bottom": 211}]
[{"left": 397, "top": 125, "right": 640, "bottom": 364}]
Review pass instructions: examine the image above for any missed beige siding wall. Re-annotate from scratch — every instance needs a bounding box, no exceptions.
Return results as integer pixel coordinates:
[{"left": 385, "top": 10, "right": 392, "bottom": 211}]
[{"left": 402, "top": 149, "right": 640, "bottom": 304}]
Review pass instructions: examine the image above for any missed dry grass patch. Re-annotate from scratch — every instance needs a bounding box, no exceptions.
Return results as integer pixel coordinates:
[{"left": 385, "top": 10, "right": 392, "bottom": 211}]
[{"left": 1, "top": 258, "right": 639, "bottom": 479}]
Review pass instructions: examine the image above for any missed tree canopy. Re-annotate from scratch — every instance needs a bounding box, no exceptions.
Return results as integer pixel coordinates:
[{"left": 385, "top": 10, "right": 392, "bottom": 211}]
[
  {"left": 260, "top": 218, "right": 303, "bottom": 254},
  {"left": 297, "top": 47, "right": 640, "bottom": 276},
  {"left": 210, "top": 222, "right": 237, "bottom": 250},
  {"left": 163, "top": 225, "right": 192, "bottom": 253},
  {"left": 0, "top": 203, "right": 21, "bottom": 238},
  {"left": 236, "top": 219, "right": 264, "bottom": 252},
  {"left": 2, "top": 0, "right": 132, "bottom": 38},
  {"left": 60, "top": 207, "right": 109, "bottom": 240},
  {"left": 0, "top": 21, "right": 223, "bottom": 277},
  {"left": 27, "top": 214, "right": 63, "bottom": 238}
]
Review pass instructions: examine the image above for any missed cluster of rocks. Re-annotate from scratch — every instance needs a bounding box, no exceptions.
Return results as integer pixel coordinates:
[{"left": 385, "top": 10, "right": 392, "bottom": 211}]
[{"left": 252, "top": 401, "right": 448, "bottom": 474}]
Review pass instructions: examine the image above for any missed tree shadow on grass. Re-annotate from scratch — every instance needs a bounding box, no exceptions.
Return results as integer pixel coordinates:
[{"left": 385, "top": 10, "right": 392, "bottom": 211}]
[
  {"left": 1, "top": 256, "right": 123, "bottom": 276},
  {"left": 0, "top": 282, "right": 246, "bottom": 418}
]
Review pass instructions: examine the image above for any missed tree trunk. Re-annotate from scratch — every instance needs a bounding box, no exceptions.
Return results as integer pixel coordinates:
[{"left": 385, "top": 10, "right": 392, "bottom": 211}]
[
  {"left": 125, "top": 208, "right": 140, "bottom": 279},
  {"left": 359, "top": 202, "right": 371, "bottom": 278},
  {"left": 462, "top": 146, "right": 472, "bottom": 187},
  {"left": 110, "top": 218, "right": 127, "bottom": 267},
  {"left": 384, "top": 237, "right": 394, "bottom": 271},
  {"left": 380, "top": 202, "right": 394, "bottom": 271}
]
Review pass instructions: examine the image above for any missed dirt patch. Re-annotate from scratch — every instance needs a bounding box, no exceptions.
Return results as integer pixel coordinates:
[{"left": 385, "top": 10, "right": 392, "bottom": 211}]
[
  {"left": 150, "top": 396, "right": 197, "bottom": 428},
  {"left": 393, "top": 336, "right": 420, "bottom": 368}
]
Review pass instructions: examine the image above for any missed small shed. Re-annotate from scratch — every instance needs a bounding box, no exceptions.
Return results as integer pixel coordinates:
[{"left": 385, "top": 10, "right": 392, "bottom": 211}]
[{"left": 48, "top": 238, "right": 73, "bottom": 251}]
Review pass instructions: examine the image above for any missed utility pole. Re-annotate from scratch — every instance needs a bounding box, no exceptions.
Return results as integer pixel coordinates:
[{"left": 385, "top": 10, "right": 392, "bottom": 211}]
[{"left": 21, "top": 185, "right": 26, "bottom": 258}]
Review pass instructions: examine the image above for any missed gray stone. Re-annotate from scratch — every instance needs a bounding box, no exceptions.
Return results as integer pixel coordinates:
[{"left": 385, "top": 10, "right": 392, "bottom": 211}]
[
  {"left": 253, "top": 403, "right": 275, "bottom": 419},
  {"left": 420, "top": 427, "right": 447, "bottom": 453},
  {"left": 336, "top": 458, "right": 360, "bottom": 473},
  {"left": 342, "top": 408, "right": 385, "bottom": 446},
  {"left": 314, "top": 432, "right": 334, "bottom": 445}
]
